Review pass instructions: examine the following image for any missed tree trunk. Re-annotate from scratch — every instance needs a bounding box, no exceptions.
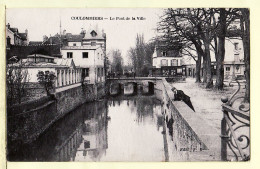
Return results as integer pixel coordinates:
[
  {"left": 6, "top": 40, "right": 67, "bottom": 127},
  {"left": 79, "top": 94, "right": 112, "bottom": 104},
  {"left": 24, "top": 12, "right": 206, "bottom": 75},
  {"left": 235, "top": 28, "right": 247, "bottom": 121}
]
[
  {"left": 241, "top": 9, "right": 250, "bottom": 103},
  {"left": 204, "top": 36, "right": 213, "bottom": 88},
  {"left": 215, "top": 8, "right": 226, "bottom": 90},
  {"left": 202, "top": 54, "right": 207, "bottom": 83},
  {"left": 195, "top": 52, "right": 202, "bottom": 83}
]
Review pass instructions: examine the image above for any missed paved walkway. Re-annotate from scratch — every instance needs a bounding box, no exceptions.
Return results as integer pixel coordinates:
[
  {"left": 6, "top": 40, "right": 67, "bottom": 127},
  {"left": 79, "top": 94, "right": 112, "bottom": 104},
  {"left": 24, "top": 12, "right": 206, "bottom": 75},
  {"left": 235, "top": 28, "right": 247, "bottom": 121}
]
[{"left": 170, "top": 78, "right": 245, "bottom": 133}]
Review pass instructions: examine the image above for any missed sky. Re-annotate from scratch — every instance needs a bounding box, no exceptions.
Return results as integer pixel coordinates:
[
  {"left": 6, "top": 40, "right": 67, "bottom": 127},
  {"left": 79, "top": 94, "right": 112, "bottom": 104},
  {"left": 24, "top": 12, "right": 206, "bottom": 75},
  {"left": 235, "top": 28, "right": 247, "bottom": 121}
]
[{"left": 6, "top": 8, "right": 163, "bottom": 62}]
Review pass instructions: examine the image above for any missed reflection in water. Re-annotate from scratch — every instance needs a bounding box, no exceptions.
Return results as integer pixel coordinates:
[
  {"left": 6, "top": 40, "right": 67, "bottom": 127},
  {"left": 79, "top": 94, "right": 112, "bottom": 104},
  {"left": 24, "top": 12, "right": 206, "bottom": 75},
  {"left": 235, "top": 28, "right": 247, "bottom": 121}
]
[{"left": 9, "top": 94, "right": 192, "bottom": 162}]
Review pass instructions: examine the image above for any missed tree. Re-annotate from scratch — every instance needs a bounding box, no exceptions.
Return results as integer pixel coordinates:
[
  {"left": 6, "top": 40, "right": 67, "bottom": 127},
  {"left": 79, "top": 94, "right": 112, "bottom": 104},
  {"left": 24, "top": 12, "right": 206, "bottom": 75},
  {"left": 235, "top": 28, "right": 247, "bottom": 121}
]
[
  {"left": 215, "top": 8, "right": 227, "bottom": 90},
  {"left": 157, "top": 8, "right": 207, "bottom": 83},
  {"left": 6, "top": 63, "right": 30, "bottom": 106},
  {"left": 213, "top": 8, "right": 240, "bottom": 90},
  {"left": 110, "top": 49, "right": 124, "bottom": 75},
  {"left": 128, "top": 34, "right": 155, "bottom": 76},
  {"left": 37, "top": 70, "right": 56, "bottom": 96},
  {"left": 240, "top": 8, "right": 250, "bottom": 102},
  {"left": 158, "top": 8, "right": 242, "bottom": 89}
]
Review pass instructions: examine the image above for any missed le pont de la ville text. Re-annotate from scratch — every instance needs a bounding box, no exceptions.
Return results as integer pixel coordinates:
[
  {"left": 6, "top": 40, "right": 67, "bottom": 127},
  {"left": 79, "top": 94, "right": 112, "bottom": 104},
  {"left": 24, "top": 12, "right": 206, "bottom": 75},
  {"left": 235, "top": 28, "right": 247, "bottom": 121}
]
[{"left": 71, "top": 16, "right": 146, "bottom": 20}]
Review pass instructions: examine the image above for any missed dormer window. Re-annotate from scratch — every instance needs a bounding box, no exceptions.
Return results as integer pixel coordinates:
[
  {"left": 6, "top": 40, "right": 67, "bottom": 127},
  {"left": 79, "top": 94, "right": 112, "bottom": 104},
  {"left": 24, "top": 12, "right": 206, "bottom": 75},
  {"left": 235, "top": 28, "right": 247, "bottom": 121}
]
[
  {"left": 162, "top": 51, "right": 167, "bottom": 56},
  {"left": 91, "top": 30, "right": 97, "bottom": 37}
]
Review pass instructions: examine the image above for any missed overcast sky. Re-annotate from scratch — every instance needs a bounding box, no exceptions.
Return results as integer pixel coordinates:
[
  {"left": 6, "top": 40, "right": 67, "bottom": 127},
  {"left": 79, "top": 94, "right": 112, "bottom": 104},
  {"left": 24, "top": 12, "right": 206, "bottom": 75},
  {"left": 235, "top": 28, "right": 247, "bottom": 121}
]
[{"left": 6, "top": 8, "right": 163, "bottom": 62}]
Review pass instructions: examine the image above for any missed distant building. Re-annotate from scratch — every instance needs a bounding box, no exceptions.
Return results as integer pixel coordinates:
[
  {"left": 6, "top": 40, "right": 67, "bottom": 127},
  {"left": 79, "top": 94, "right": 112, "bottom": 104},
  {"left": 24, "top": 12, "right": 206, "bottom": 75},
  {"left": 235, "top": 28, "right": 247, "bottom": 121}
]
[
  {"left": 151, "top": 43, "right": 186, "bottom": 77},
  {"left": 183, "top": 35, "right": 245, "bottom": 80},
  {"left": 61, "top": 46, "right": 105, "bottom": 84},
  {"left": 52, "top": 28, "right": 106, "bottom": 85},
  {"left": 42, "top": 28, "right": 106, "bottom": 52},
  {"left": 6, "top": 23, "right": 29, "bottom": 46},
  {"left": 222, "top": 37, "right": 245, "bottom": 79}
]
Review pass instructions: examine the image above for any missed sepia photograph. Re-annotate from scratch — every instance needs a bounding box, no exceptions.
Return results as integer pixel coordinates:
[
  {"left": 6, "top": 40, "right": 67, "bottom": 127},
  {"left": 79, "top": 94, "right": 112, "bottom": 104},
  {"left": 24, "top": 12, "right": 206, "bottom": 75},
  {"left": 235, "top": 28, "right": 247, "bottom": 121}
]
[{"left": 5, "top": 8, "right": 250, "bottom": 162}]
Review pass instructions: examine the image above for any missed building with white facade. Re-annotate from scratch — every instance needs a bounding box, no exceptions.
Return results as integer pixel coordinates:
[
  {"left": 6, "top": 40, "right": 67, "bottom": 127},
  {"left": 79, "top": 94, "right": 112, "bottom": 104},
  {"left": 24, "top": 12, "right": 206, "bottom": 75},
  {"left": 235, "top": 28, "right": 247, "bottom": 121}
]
[
  {"left": 10, "top": 54, "right": 82, "bottom": 89},
  {"left": 61, "top": 45, "right": 105, "bottom": 84},
  {"left": 151, "top": 45, "right": 185, "bottom": 77},
  {"left": 222, "top": 37, "right": 245, "bottom": 79}
]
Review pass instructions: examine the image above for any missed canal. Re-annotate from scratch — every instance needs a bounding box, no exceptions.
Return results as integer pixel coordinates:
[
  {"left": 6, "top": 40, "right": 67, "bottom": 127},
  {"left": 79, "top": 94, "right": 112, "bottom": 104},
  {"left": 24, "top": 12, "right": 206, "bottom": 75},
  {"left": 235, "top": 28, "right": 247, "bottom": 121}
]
[{"left": 8, "top": 93, "right": 193, "bottom": 161}]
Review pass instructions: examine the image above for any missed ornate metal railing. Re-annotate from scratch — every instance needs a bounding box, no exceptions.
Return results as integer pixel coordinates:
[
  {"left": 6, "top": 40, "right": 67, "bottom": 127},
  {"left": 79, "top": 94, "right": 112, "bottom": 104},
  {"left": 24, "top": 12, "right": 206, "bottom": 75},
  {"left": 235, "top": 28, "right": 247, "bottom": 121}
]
[{"left": 220, "top": 80, "right": 250, "bottom": 161}]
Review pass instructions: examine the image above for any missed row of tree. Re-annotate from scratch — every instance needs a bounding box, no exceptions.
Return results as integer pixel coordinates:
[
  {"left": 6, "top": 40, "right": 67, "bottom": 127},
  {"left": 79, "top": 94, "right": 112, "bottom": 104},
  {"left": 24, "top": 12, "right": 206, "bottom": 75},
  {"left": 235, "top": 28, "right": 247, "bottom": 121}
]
[{"left": 157, "top": 8, "right": 250, "bottom": 102}]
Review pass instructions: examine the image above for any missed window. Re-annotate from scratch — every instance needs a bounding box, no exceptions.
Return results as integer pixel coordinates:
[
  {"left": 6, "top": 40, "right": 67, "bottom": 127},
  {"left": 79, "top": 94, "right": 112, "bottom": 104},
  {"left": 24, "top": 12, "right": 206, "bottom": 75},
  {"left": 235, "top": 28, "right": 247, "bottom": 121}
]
[
  {"left": 61, "top": 71, "right": 64, "bottom": 86},
  {"left": 171, "top": 59, "right": 178, "bottom": 66},
  {"left": 67, "top": 52, "right": 73, "bottom": 58},
  {"left": 57, "top": 70, "right": 60, "bottom": 87},
  {"left": 85, "top": 68, "right": 89, "bottom": 77},
  {"left": 226, "top": 67, "right": 230, "bottom": 71},
  {"left": 73, "top": 43, "right": 76, "bottom": 46},
  {"left": 177, "top": 68, "right": 182, "bottom": 74},
  {"left": 234, "top": 43, "right": 238, "bottom": 50},
  {"left": 162, "top": 51, "right": 167, "bottom": 56},
  {"left": 91, "top": 42, "right": 96, "bottom": 46},
  {"left": 82, "top": 68, "right": 89, "bottom": 77},
  {"left": 83, "top": 52, "right": 88, "bottom": 58},
  {"left": 98, "top": 68, "right": 100, "bottom": 77},
  {"left": 101, "top": 68, "right": 103, "bottom": 76},
  {"left": 161, "top": 59, "right": 168, "bottom": 66},
  {"left": 234, "top": 54, "right": 240, "bottom": 62},
  {"left": 235, "top": 65, "right": 240, "bottom": 73}
]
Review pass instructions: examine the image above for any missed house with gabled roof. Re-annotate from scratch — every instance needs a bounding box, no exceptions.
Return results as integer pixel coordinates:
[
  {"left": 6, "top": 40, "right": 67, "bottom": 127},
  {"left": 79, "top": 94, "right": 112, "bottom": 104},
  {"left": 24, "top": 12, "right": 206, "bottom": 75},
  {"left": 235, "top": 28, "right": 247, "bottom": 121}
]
[{"left": 6, "top": 23, "right": 29, "bottom": 45}]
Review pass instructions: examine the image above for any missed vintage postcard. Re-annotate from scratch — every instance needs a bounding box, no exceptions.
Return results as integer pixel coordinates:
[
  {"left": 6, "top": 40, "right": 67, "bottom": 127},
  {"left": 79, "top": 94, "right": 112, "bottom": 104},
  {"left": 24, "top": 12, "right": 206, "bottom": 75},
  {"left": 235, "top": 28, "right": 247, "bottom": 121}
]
[{"left": 1, "top": 1, "right": 258, "bottom": 168}]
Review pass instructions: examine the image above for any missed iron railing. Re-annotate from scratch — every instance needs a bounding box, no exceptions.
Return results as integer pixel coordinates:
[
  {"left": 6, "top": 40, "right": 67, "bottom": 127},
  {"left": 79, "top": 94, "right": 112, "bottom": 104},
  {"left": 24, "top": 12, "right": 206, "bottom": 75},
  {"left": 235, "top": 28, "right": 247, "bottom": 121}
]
[{"left": 220, "top": 80, "right": 250, "bottom": 161}]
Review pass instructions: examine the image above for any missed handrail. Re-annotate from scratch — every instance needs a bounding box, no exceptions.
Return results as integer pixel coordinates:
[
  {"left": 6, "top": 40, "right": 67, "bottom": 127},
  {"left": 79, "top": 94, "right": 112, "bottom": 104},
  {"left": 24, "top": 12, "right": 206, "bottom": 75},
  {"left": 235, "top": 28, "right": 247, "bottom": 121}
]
[
  {"left": 222, "top": 105, "right": 250, "bottom": 121},
  {"left": 220, "top": 79, "right": 250, "bottom": 161}
]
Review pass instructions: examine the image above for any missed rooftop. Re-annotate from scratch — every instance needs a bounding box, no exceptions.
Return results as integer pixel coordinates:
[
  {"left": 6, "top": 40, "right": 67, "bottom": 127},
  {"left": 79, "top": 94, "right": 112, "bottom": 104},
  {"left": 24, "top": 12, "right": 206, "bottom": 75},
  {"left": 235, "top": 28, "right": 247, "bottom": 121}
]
[
  {"left": 83, "top": 30, "right": 105, "bottom": 40},
  {"left": 61, "top": 46, "right": 101, "bottom": 50},
  {"left": 27, "top": 54, "right": 56, "bottom": 59}
]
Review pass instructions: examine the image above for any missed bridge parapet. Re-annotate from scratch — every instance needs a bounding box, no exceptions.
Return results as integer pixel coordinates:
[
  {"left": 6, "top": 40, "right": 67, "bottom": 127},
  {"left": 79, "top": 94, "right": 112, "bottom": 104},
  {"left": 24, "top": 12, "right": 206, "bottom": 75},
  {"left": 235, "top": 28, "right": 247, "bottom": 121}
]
[{"left": 107, "top": 77, "right": 162, "bottom": 84}]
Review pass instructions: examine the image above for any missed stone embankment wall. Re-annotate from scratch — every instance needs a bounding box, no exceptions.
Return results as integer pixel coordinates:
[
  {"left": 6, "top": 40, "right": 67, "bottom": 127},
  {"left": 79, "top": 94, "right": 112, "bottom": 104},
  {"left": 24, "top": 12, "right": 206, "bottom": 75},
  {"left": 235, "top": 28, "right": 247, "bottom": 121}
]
[
  {"left": 7, "top": 82, "right": 106, "bottom": 149},
  {"left": 7, "top": 96, "right": 56, "bottom": 153},
  {"left": 160, "top": 78, "right": 220, "bottom": 161}
]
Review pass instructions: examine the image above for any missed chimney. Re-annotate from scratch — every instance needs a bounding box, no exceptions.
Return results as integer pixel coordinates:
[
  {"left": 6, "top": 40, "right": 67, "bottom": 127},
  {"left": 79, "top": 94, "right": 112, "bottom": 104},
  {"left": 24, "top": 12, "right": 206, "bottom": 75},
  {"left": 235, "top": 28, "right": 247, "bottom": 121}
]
[
  {"left": 63, "top": 29, "right": 66, "bottom": 35},
  {"left": 7, "top": 23, "right": 10, "bottom": 29},
  {"left": 25, "top": 29, "right": 28, "bottom": 34},
  {"left": 80, "top": 28, "right": 85, "bottom": 37}
]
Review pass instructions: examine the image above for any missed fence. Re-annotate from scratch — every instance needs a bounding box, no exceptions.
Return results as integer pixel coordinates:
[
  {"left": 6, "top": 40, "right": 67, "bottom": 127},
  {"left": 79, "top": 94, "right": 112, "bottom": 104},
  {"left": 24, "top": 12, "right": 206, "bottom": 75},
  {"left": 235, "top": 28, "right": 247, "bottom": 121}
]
[{"left": 220, "top": 80, "right": 250, "bottom": 161}]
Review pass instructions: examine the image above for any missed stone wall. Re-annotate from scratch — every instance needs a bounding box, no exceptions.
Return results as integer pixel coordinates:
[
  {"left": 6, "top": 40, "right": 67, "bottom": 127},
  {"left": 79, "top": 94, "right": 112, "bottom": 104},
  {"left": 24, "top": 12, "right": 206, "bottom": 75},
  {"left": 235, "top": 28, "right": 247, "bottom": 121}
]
[
  {"left": 7, "top": 82, "right": 106, "bottom": 152},
  {"left": 161, "top": 78, "right": 220, "bottom": 161},
  {"left": 23, "top": 83, "right": 47, "bottom": 101},
  {"left": 55, "top": 84, "right": 95, "bottom": 116},
  {"left": 7, "top": 96, "right": 57, "bottom": 153}
]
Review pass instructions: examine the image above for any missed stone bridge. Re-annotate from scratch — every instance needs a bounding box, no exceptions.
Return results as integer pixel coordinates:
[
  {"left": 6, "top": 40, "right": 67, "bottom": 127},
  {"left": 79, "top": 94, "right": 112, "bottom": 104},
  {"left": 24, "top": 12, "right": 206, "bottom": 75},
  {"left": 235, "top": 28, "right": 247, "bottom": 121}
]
[{"left": 106, "top": 77, "right": 162, "bottom": 96}]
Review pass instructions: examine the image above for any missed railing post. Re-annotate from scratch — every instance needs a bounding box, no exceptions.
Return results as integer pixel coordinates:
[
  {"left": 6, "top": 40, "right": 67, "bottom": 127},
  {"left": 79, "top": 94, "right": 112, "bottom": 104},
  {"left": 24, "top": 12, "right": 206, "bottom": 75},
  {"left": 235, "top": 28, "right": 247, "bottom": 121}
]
[
  {"left": 221, "top": 110, "right": 228, "bottom": 161},
  {"left": 221, "top": 96, "right": 229, "bottom": 161}
]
